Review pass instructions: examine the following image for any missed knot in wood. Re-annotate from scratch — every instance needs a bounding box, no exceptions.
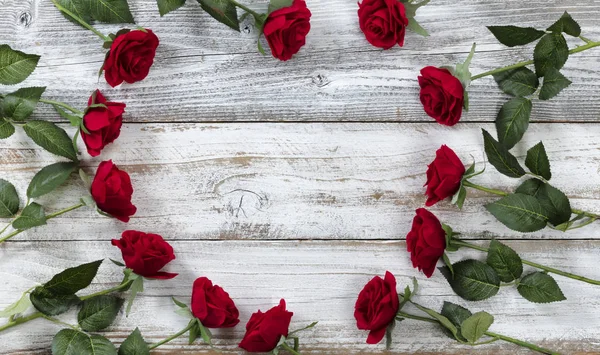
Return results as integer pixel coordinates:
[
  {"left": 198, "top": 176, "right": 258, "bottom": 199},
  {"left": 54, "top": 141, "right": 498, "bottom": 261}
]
[{"left": 19, "top": 12, "right": 32, "bottom": 27}]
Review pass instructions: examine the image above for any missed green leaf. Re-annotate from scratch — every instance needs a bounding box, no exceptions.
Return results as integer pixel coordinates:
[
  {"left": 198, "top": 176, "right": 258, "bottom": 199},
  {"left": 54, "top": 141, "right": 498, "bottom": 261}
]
[
  {"left": 0, "top": 118, "right": 15, "bottom": 139},
  {"left": 487, "top": 26, "right": 545, "bottom": 47},
  {"left": 485, "top": 193, "right": 548, "bottom": 232},
  {"left": 52, "top": 329, "right": 117, "bottom": 355},
  {"left": 125, "top": 276, "right": 144, "bottom": 316},
  {"left": 406, "top": 18, "right": 429, "bottom": 37},
  {"left": 493, "top": 67, "right": 539, "bottom": 97},
  {"left": 23, "top": 120, "right": 78, "bottom": 161},
  {"left": 78, "top": 295, "right": 124, "bottom": 331},
  {"left": 454, "top": 43, "right": 476, "bottom": 89},
  {"left": 30, "top": 287, "right": 80, "bottom": 316},
  {"left": 539, "top": 68, "right": 572, "bottom": 100},
  {"left": 482, "top": 129, "right": 526, "bottom": 178},
  {"left": 525, "top": 142, "right": 551, "bottom": 180},
  {"left": 442, "top": 253, "right": 454, "bottom": 277},
  {"left": 53, "top": 0, "right": 92, "bottom": 25},
  {"left": 156, "top": 0, "right": 186, "bottom": 16},
  {"left": 486, "top": 239, "right": 523, "bottom": 282},
  {"left": 403, "top": 0, "right": 429, "bottom": 19},
  {"left": 495, "top": 97, "right": 532, "bottom": 149},
  {"left": 440, "top": 302, "right": 471, "bottom": 342},
  {"left": 89, "top": 0, "right": 135, "bottom": 24},
  {"left": 0, "top": 87, "right": 46, "bottom": 121},
  {"left": 0, "top": 291, "right": 33, "bottom": 317},
  {"left": 0, "top": 45, "right": 40, "bottom": 85},
  {"left": 12, "top": 202, "right": 46, "bottom": 230},
  {"left": 460, "top": 311, "right": 494, "bottom": 344},
  {"left": 268, "top": 0, "right": 293, "bottom": 13},
  {"left": 52, "top": 105, "right": 83, "bottom": 128},
  {"left": 0, "top": 179, "right": 19, "bottom": 217},
  {"left": 410, "top": 302, "right": 460, "bottom": 340},
  {"left": 27, "top": 162, "right": 77, "bottom": 198},
  {"left": 516, "top": 179, "right": 571, "bottom": 226},
  {"left": 534, "top": 33, "right": 569, "bottom": 77},
  {"left": 547, "top": 12, "right": 581, "bottom": 37},
  {"left": 439, "top": 260, "right": 500, "bottom": 301},
  {"left": 451, "top": 186, "right": 467, "bottom": 209},
  {"left": 517, "top": 272, "right": 566, "bottom": 303},
  {"left": 119, "top": 328, "right": 150, "bottom": 355},
  {"left": 197, "top": 0, "right": 240, "bottom": 31},
  {"left": 43, "top": 260, "right": 103, "bottom": 295},
  {"left": 172, "top": 297, "right": 188, "bottom": 309}
]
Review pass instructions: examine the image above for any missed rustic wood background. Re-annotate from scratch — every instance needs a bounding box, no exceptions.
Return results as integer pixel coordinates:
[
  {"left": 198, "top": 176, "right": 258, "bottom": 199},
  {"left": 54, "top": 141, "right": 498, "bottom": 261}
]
[{"left": 1, "top": 0, "right": 600, "bottom": 354}]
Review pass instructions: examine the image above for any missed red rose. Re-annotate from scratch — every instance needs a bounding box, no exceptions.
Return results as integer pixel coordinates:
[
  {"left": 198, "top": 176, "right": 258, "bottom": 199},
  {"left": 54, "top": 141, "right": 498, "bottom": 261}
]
[
  {"left": 354, "top": 271, "right": 399, "bottom": 344},
  {"left": 358, "top": 0, "right": 409, "bottom": 49},
  {"left": 418, "top": 66, "right": 465, "bottom": 126},
  {"left": 239, "top": 299, "right": 293, "bottom": 352},
  {"left": 263, "top": 0, "right": 311, "bottom": 61},
  {"left": 91, "top": 160, "right": 137, "bottom": 222},
  {"left": 104, "top": 29, "right": 159, "bottom": 87},
  {"left": 81, "top": 90, "right": 125, "bottom": 157},
  {"left": 425, "top": 145, "right": 466, "bottom": 206},
  {"left": 191, "top": 277, "right": 239, "bottom": 328},
  {"left": 406, "top": 208, "right": 446, "bottom": 277},
  {"left": 111, "top": 230, "right": 177, "bottom": 279}
]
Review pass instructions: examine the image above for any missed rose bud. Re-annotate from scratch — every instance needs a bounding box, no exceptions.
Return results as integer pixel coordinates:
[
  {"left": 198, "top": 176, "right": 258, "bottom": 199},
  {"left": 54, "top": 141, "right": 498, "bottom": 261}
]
[
  {"left": 418, "top": 66, "right": 465, "bottom": 126},
  {"left": 425, "top": 145, "right": 466, "bottom": 206},
  {"left": 91, "top": 160, "right": 137, "bottom": 222},
  {"left": 81, "top": 90, "right": 126, "bottom": 157},
  {"left": 191, "top": 277, "right": 239, "bottom": 328},
  {"left": 111, "top": 230, "right": 177, "bottom": 279},
  {"left": 358, "top": 0, "right": 409, "bottom": 49},
  {"left": 263, "top": 0, "right": 311, "bottom": 61},
  {"left": 103, "top": 29, "right": 159, "bottom": 87},
  {"left": 354, "top": 271, "right": 399, "bottom": 344},
  {"left": 239, "top": 299, "right": 293, "bottom": 352},
  {"left": 406, "top": 208, "right": 446, "bottom": 277}
]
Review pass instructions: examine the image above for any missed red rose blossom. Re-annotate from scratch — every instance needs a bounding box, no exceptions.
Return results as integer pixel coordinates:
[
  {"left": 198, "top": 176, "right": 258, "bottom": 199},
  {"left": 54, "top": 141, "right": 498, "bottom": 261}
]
[
  {"left": 354, "top": 271, "right": 399, "bottom": 344},
  {"left": 418, "top": 66, "right": 465, "bottom": 126},
  {"left": 406, "top": 208, "right": 446, "bottom": 277},
  {"left": 358, "top": 0, "right": 409, "bottom": 49},
  {"left": 111, "top": 230, "right": 177, "bottom": 279},
  {"left": 104, "top": 29, "right": 159, "bottom": 87},
  {"left": 425, "top": 145, "right": 466, "bottom": 206},
  {"left": 239, "top": 299, "right": 293, "bottom": 352},
  {"left": 191, "top": 277, "right": 239, "bottom": 328},
  {"left": 263, "top": 0, "right": 311, "bottom": 61},
  {"left": 91, "top": 160, "right": 137, "bottom": 222},
  {"left": 81, "top": 90, "right": 125, "bottom": 157}
]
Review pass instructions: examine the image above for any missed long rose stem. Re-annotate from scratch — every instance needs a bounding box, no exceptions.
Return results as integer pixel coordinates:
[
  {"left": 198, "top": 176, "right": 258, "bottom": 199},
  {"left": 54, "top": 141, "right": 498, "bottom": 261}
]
[
  {"left": 470, "top": 40, "right": 600, "bottom": 81},
  {"left": 281, "top": 342, "right": 302, "bottom": 355},
  {"left": 50, "top": 0, "right": 110, "bottom": 42},
  {"left": 39, "top": 98, "right": 84, "bottom": 115},
  {"left": 229, "top": 0, "right": 263, "bottom": 20},
  {"left": 451, "top": 240, "right": 600, "bottom": 285},
  {"left": 147, "top": 322, "right": 195, "bottom": 350}
]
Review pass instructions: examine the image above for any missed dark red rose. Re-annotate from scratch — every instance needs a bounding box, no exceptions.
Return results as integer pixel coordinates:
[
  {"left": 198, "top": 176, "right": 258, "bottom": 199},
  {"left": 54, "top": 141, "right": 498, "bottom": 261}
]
[
  {"left": 425, "top": 145, "right": 466, "bottom": 206},
  {"left": 354, "top": 271, "right": 399, "bottom": 344},
  {"left": 104, "top": 29, "right": 159, "bottom": 87},
  {"left": 81, "top": 90, "right": 125, "bottom": 157},
  {"left": 239, "top": 299, "right": 293, "bottom": 352},
  {"left": 418, "top": 66, "right": 465, "bottom": 126},
  {"left": 263, "top": 0, "right": 311, "bottom": 61},
  {"left": 191, "top": 277, "right": 239, "bottom": 328},
  {"left": 406, "top": 208, "right": 446, "bottom": 277},
  {"left": 91, "top": 160, "right": 137, "bottom": 222},
  {"left": 358, "top": 0, "right": 409, "bottom": 49},
  {"left": 111, "top": 230, "right": 177, "bottom": 279}
]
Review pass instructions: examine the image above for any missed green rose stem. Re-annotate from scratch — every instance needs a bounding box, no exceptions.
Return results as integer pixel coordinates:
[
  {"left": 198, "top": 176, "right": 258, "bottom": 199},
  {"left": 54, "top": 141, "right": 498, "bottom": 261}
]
[
  {"left": 38, "top": 98, "right": 84, "bottom": 115},
  {"left": 396, "top": 308, "right": 559, "bottom": 355},
  {"left": 50, "top": 0, "right": 111, "bottom": 42},
  {"left": 281, "top": 343, "right": 302, "bottom": 355},
  {"left": 0, "top": 280, "right": 133, "bottom": 333},
  {"left": 470, "top": 38, "right": 600, "bottom": 81},
  {"left": 147, "top": 321, "right": 196, "bottom": 350},
  {"left": 449, "top": 239, "right": 600, "bottom": 286},
  {"left": 228, "top": 0, "right": 264, "bottom": 21},
  {"left": 462, "top": 180, "right": 600, "bottom": 221},
  {"left": 0, "top": 202, "right": 85, "bottom": 244}
]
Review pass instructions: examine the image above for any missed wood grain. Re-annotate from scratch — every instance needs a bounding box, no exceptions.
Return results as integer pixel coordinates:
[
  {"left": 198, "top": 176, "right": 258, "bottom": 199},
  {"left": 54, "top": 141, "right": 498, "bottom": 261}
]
[
  {"left": 1, "top": 122, "right": 599, "bottom": 242},
  {"left": 0, "top": 0, "right": 599, "bottom": 122},
  {"left": 1, "top": 240, "right": 599, "bottom": 354}
]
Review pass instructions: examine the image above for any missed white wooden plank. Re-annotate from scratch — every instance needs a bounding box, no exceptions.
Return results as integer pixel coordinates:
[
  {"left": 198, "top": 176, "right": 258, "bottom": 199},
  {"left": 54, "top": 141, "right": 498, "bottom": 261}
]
[
  {"left": 0, "top": 0, "right": 599, "bottom": 122},
  {"left": 0, "top": 240, "right": 599, "bottom": 354},
  {"left": 0, "top": 122, "right": 599, "bottom": 242}
]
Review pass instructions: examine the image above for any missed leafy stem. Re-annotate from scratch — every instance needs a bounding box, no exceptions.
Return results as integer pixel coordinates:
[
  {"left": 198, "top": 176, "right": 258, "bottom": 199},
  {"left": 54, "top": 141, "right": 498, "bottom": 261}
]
[
  {"left": 79, "top": 280, "right": 133, "bottom": 301},
  {"left": 39, "top": 98, "right": 84, "bottom": 115},
  {"left": 450, "top": 240, "right": 600, "bottom": 285},
  {"left": 147, "top": 321, "right": 195, "bottom": 350},
  {"left": 281, "top": 342, "right": 302, "bottom": 355},
  {"left": 50, "top": 0, "right": 110, "bottom": 42},
  {"left": 229, "top": 0, "right": 264, "bottom": 22}
]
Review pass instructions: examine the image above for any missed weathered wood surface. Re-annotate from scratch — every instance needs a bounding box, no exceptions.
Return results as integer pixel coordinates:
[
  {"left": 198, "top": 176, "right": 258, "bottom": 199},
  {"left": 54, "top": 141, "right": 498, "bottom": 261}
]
[
  {"left": 1, "top": 123, "right": 600, "bottom": 242},
  {"left": 0, "top": 0, "right": 599, "bottom": 122},
  {"left": 1, "top": 240, "right": 600, "bottom": 354}
]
